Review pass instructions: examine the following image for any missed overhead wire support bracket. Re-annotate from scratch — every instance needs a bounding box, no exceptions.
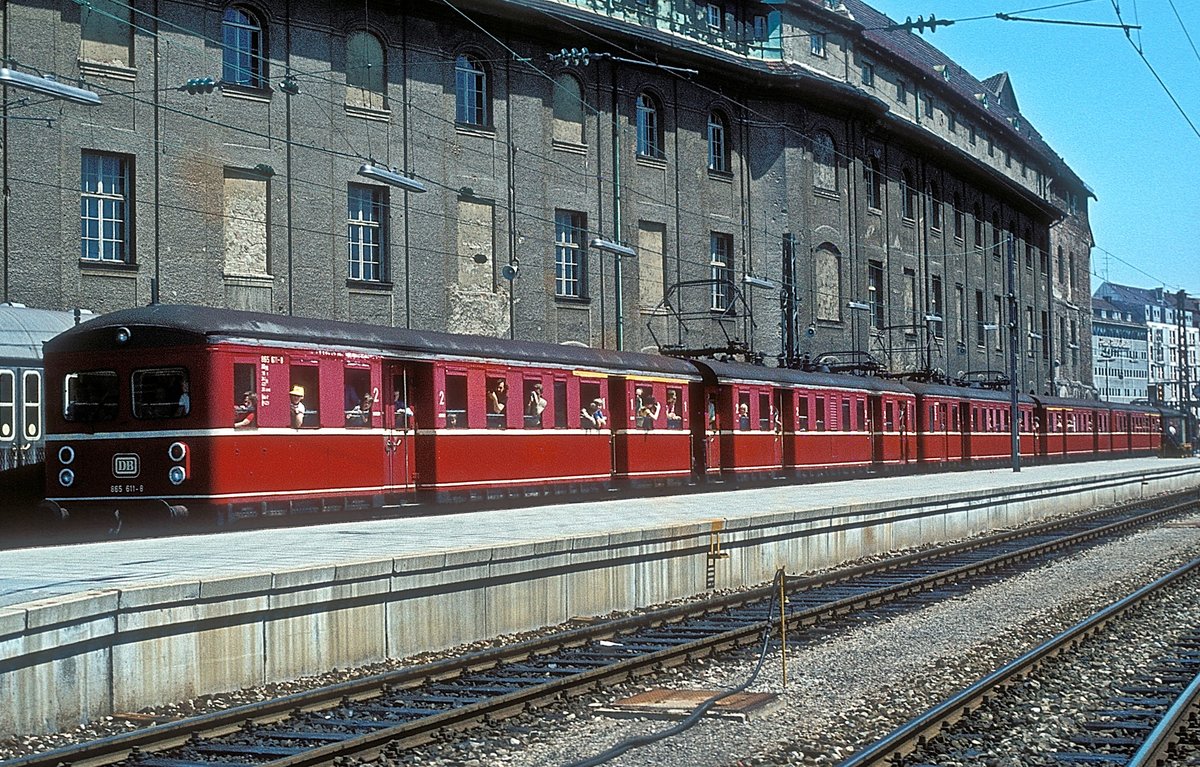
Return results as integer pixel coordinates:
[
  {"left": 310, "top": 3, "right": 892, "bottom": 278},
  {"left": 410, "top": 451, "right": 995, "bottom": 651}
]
[{"left": 994, "top": 13, "right": 1141, "bottom": 31}]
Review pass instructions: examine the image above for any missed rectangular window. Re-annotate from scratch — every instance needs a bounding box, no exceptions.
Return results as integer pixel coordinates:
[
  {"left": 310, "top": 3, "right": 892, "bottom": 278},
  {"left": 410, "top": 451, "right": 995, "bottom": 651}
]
[
  {"left": 856, "top": 399, "right": 866, "bottom": 433},
  {"left": 132, "top": 368, "right": 190, "bottom": 419},
  {"left": 80, "top": 152, "right": 131, "bottom": 263},
  {"left": 923, "top": 92, "right": 933, "bottom": 118},
  {"left": 752, "top": 15, "right": 768, "bottom": 40},
  {"left": 758, "top": 392, "right": 772, "bottom": 431},
  {"left": 706, "top": 3, "right": 723, "bottom": 31},
  {"left": 445, "top": 373, "right": 467, "bottom": 429},
  {"left": 956, "top": 284, "right": 966, "bottom": 342},
  {"left": 975, "top": 289, "right": 985, "bottom": 347},
  {"left": 868, "top": 260, "right": 884, "bottom": 330},
  {"left": 737, "top": 391, "right": 751, "bottom": 430},
  {"left": 897, "top": 79, "right": 907, "bottom": 104},
  {"left": 994, "top": 295, "right": 1004, "bottom": 351},
  {"left": 553, "top": 380, "right": 568, "bottom": 429},
  {"left": 710, "top": 232, "right": 734, "bottom": 311},
  {"left": 903, "top": 268, "right": 917, "bottom": 332},
  {"left": 810, "top": 32, "right": 825, "bottom": 57},
  {"left": 344, "top": 367, "right": 373, "bottom": 427},
  {"left": 861, "top": 61, "right": 874, "bottom": 86},
  {"left": 0, "top": 372, "right": 13, "bottom": 443},
  {"left": 841, "top": 399, "right": 851, "bottom": 432},
  {"left": 347, "top": 183, "right": 387, "bottom": 282},
  {"left": 1041, "top": 310, "right": 1050, "bottom": 360},
  {"left": 815, "top": 395, "right": 826, "bottom": 431},
  {"left": 485, "top": 376, "right": 507, "bottom": 429},
  {"left": 21, "top": 370, "right": 39, "bottom": 444},
  {"left": 949, "top": 111, "right": 957, "bottom": 133},
  {"left": 929, "top": 275, "right": 944, "bottom": 338},
  {"left": 234, "top": 363, "right": 257, "bottom": 428},
  {"left": 65, "top": 371, "right": 118, "bottom": 422},
  {"left": 555, "top": 210, "right": 586, "bottom": 298},
  {"left": 798, "top": 396, "right": 809, "bottom": 431},
  {"left": 290, "top": 366, "right": 320, "bottom": 428}
]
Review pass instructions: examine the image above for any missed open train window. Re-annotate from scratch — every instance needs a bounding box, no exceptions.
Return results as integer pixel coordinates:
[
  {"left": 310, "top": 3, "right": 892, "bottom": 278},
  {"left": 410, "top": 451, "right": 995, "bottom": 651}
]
[
  {"left": 580, "top": 380, "right": 605, "bottom": 429},
  {"left": 23, "top": 371, "right": 40, "bottom": 441},
  {"left": 798, "top": 396, "right": 809, "bottom": 431},
  {"left": 815, "top": 396, "right": 826, "bottom": 431},
  {"left": 523, "top": 379, "right": 546, "bottom": 429},
  {"left": 64, "top": 371, "right": 119, "bottom": 422},
  {"left": 444, "top": 373, "right": 467, "bottom": 429},
  {"left": 737, "top": 391, "right": 751, "bottom": 430},
  {"left": 553, "top": 380, "right": 568, "bottom": 429},
  {"left": 233, "top": 363, "right": 257, "bottom": 428},
  {"left": 665, "top": 387, "right": 683, "bottom": 429},
  {"left": 758, "top": 392, "right": 772, "bottom": 431},
  {"left": 885, "top": 401, "right": 895, "bottom": 431},
  {"left": 343, "top": 368, "right": 373, "bottom": 427},
  {"left": 0, "top": 371, "right": 13, "bottom": 441},
  {"left": 857, "top": 399, "right": 866, "bottom": 433},
  {"left": 289, "top": 366, "right": 319, "bottom": 428},
  {"left": 486, "top": 376, "right": 508, "bottom": 429}
]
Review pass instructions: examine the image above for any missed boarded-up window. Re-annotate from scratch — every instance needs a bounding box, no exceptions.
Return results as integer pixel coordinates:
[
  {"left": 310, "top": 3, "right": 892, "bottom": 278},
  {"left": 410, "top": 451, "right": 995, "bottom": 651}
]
[
  {"left": 346, "top": 32, "right": 386, "bottom": 110},
  {"left": 638, "top": 221, "right": 666, "bottom": 309},
  {"left": 552, "top": 73, "right": 585, "bottom": 145},
  {"left": 80, "top": 0, "right": 131, "bottom": 67},
  {"left": 812, "top": 132, "right": 836, "bottom": 191},
  {"left": 814, "top": 244, "right": 840, "bottom": 321},
  {"left": 457, "top": 198, "right": 493, "bottom": 289},
  {"left": 223, "top": 169, "right": 268, "bottom": 276}
]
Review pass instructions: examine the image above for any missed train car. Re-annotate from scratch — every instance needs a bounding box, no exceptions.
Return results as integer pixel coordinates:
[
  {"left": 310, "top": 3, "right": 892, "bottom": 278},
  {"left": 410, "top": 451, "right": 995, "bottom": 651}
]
[
  {"left": 41, "top": 305, "right": 699, "bottom": 524},
  {"left": 0, "top": 304, "right": 85, "bottom": 471},
  {"left": 904, "top": 382, "right": 1037, "bottom": 466},
  {"left": 687, "top": 359, "right": 916, "bottom": 479},
  {"left": 1034, "top": 397, "right": 1105, "bottom": 460}
]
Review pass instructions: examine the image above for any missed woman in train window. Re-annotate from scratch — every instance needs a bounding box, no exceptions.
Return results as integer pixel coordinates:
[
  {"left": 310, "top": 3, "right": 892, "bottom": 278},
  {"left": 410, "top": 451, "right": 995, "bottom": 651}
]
[{"left": 234, "top": 391, "right": 257, "bottom": 428}]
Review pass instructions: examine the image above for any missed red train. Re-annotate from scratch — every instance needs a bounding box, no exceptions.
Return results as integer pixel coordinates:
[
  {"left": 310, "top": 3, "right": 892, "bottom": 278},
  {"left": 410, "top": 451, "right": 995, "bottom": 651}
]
[{"left": 41, "top": 305, "right": 1164, "bottom": 526}]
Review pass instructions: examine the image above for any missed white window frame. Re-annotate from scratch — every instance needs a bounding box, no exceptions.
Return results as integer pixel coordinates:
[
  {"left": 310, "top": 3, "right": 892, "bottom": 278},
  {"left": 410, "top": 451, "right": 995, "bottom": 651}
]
[
  {"left": 347, "top": 183, "right": 387, "bottom": 282},
  {"left": 80, "top": 152, "right": 130, "bottom": 263}
]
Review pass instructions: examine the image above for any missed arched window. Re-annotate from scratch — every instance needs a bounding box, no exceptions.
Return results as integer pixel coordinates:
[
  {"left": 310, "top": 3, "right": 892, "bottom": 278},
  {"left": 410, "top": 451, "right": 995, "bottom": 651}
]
[
  {"left": 812, "top": 132, "right": 836, "bottom": 191},
  {"left": 552, "top": 73, "right": 585, "bottom": 145},
  {"left": 222, "top": 6, "right": 266, "bottom": 88},
  {"left": 455, "top": 53, "right": 489, "bottom": 126},
  {"left": 346, "top": 32, "right": 386, "bottom": 110},
  {"left": 865, "top": 156, "right": 882, "bottom": 210},
  {"left": 901, "top": 169, "right": 917, "bottom": 220},
  {"left": 707, "top": 110, "right": 730, "bottom": 172},
  {"left": 636, "top": 92, "right": 663, "bottom": 159},
  {"left": 928, "top": 179, "right": 941, "bottom": 230}
]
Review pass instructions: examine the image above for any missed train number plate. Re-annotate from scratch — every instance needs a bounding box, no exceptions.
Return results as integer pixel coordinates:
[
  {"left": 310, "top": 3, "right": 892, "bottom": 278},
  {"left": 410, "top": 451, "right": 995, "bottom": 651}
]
[{"left": 112, "top": 453, "right": 141, "bottom": 478}]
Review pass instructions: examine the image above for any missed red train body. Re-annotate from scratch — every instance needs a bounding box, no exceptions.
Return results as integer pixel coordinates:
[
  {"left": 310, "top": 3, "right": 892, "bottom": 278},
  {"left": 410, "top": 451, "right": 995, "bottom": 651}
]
[{"left": 41, "top": 306, "right": 1168, "bottom": 525}]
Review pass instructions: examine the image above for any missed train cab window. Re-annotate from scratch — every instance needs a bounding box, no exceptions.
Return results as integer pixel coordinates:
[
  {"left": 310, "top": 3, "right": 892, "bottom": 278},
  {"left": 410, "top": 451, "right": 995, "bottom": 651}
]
[
  {"left": 486, "top": 376, "right": 508, "bottom": 429},
  {"left": 523, "top": 379, "right": 546, "bottom": 429},
  {"left": 815, "top": 396, "right": 826, "bottom": 431},
  {"left": 665, "top": 387, "right": 683, "bottom": 429},
  {"left": 737, "top": 391, "right": 751, "bottom": 430},
  {"left": 758, "top": 392, "right": 772, "bottom": 431},
  {"left": 706, "top": 394, "right": 718, "bottom": 431},
  {"left": 842, "top": 400, "right": 852, "bottom": 432},
  {"left": 343, "top": 368, "right": 373, "bottom": 427},
  {"left": 23, "top": 371, "right": 41, "bottom": 440},
  {"left": 444, "top": 374, "right": 468, "bottom": 428},
  {"left": 289, "top": 367, "right": 319, "bottom": 428},
  {"left": 553, "top": 380, "right": 568, "bottom": 429},
  {"left": 0, "top": 371, "right": 13, "bottom": 441},
  {"left": 64, "top": 371, "right": 119, "bottom": 422},
  {"left": 885, "top": 401, "right": 895, "bottom": 431},
  {"left": 798, "top": 397, "right": 809, "bottom": 431},
  {"left": 132, "top": 368, "right": 190, "bottom": 419}
]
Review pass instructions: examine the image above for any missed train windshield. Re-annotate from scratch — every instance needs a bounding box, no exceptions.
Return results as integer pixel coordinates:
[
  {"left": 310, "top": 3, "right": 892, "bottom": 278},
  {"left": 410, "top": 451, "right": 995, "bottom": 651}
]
[
  {"left": 64, "top": 371, "right": 119, "bottom": 423},
  {"left": 132, "top": 368, "right": 191, "bottom": 419}
]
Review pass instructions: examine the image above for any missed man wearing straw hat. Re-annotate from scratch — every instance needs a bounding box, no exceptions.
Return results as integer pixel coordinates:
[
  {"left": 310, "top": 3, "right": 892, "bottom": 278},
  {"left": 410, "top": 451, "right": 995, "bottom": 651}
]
[{"left": 289, "top": 385, "right": 306, "bottom": 428}]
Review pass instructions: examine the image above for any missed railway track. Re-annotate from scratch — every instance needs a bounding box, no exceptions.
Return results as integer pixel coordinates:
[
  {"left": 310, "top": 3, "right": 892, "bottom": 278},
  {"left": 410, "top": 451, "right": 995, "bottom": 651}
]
[
  {"left": 5, "top": 491, "right": 1198, "bottom": 767},
  {"left": 837, "top": 555, "right": 1200, "bottom": 767}
]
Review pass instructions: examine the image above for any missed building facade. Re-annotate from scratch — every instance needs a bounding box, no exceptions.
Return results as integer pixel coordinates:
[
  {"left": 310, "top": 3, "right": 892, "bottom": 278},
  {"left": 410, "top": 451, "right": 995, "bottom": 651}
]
[
  {"left": 0, "top": 0, "right": 1093, "bottom": 391},
  {"left": 1090, "top": 296, "right": 1148, "bottom": 404},
  {"left": 1095, "top": 283, "right": 1198, "bottom": 418}
]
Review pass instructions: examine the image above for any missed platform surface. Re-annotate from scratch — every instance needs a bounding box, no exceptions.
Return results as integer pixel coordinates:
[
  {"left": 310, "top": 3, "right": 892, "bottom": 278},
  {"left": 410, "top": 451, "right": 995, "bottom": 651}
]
[{"left": 0, "top": 457, "right": 1188, "bottom": 610}]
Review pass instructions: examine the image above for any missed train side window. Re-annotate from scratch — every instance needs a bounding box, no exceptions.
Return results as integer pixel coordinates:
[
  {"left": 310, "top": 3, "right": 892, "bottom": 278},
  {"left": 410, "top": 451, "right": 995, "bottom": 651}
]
[
  {"left": 0, "top": 371, "right": 13, "bottom": 441},
  {"left": 64, "top": 371, "right": 118, "bottom": 422},
  {"left": 132, "top": 368, "right": 190, "bottom": 419},
  {"left": 798, "top": 396, "right": 809, "bottom": 431},
  {"left": 856, "top": 399, "right": 866, "bottom": 433},
  {"left": 444, "top": 374, "right": 467, "bottom": 429},
  {"left": 842, "top": 399, "right": 852, "bottom": 432},
  {"left": 553, "top": 380, "right": 568, "bottom": 429},
  {"left": 758, "top": 392, "right": 772, "bottom": 431},
  {"left": 737, "top": 391, "right": 751, "bottom": 430},
  {"left": 885, "top": 401, "right": 895, "bottom": 431},
  {"left": 343, "top": 368, "right": 373, "bottom": 427},
  {"left": 486, "top": 376, "right": 508, "bottom": 429},
  {"left": 665, "top": 386, "right": 683, "bottom": 429},
  {"left": 523, "top": 379, "right": 546, "bottom": 429},
  {"left": 815, "top": 396, "right": 826, "bottom": 431},
  {"left": 289, "top": 366, "right": 320, "bottom": 428},
  {"left": 580, "top": 380, "right": 606, "bottom": 429},
  {"left": 233, "top": 363, "right": 257, "bottom": 428},
  {"left": 22, "top": 371, "right": 41, "bottom": 441}
]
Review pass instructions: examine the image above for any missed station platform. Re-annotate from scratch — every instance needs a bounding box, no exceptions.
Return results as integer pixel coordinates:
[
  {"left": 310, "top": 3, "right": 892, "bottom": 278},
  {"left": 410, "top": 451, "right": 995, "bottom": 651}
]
[{"left": 2, "top": 457, "right": 1199, "bottom": 737}]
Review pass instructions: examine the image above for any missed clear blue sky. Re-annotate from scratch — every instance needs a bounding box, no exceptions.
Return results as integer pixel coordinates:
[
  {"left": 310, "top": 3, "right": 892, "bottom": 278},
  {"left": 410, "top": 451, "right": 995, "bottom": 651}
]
[{"left": 865, "top": 0, "right": 1200, "bottom": 296}]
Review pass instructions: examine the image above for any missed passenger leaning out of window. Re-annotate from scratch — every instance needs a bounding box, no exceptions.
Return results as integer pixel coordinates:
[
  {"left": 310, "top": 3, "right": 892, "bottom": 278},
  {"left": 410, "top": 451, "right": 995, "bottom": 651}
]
[
  {"left": 347, "top": 393, "right": 374, "bottom": 427},
  {"left": 581, "top": 398, "right": 606, "bottom": 430},
  {"left": 289, "top": 385, "right": 306, "bottom": 428},
  {"left": 234, "top": 391, "right": 257, "bottom": 427},
  {"left": 637, "top": 394, "right": 660, "bottom": 430},
  {"left": 525, "top": 382, "right": 547, "bottom": 427}
]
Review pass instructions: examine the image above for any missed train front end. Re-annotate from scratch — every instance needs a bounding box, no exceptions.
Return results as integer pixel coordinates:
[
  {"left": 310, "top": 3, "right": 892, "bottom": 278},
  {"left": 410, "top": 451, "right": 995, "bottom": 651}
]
[{"left": 42, "top": 311, "right": 210, "bottom": 526}]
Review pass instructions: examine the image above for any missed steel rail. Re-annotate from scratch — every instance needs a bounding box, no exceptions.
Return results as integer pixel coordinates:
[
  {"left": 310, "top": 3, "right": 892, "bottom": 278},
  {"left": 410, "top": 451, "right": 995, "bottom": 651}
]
[
  {"left": 1127, "top": 672, "right": 1200, "bottom": 767},
  {"left": 834, "top": 557, "right": 1200, "bottom": 767},
  {"left": 4, "top": 492, "right": 1196, "bottom": 767}
]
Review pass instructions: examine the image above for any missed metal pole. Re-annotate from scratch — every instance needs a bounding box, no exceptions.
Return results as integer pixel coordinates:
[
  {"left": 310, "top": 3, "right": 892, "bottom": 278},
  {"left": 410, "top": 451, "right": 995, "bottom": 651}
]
[
  {"left": 610, "top": 62, "right": 624, "bottom": 351},
  {"left": 1007, "top": 236, "right": 1020, "bottom": 472}
]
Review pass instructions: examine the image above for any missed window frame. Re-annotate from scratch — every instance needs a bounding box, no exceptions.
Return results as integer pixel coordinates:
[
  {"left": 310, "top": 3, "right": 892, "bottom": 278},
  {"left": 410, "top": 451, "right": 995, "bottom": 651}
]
[
  {"left": 707, "top": 110, "right": 730, "bottom": 173},
  {"left": 347, "top": 182, "right": 388, "bottom": 283},
  {"left": 222, "top": 6, "right": 267, "bottom": 89},
  {"left": 554, "top": 209, "right": 587, "bottom": 299},
  {"left": 635, "top": 92, "right": 664, "bottom": 160},
  {"left": 710, "top": 231, "right": 734, "bottom": 312},
  {"left": 80, "top": 151, "right": 133, "bottom": 264},
  {"left": 455, "top": 53, "right": 490, "bottom": 127}
]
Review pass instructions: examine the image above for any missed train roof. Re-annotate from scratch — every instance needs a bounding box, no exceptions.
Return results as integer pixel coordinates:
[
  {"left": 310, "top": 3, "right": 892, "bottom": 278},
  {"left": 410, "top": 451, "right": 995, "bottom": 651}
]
[
  {"left": 688, "top": 358, "right": 912, "bottom": 394},
  {"left": 45, "top": 304, "right": 701, "bottom": 378},
  {"left": 0, "top": 304, "right": 86, "bottom": 365},
  {"left": 902, "top": 380, "right": 1036, "bottom": 405}
]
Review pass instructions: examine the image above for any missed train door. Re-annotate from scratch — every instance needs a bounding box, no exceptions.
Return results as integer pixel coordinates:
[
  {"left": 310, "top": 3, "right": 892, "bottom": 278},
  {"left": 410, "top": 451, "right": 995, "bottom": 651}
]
[
  {"left": 958, "top": 402, "right": 971, "bottom": 463},
  {"left": 383, "top": 363, "right": 417, "bottom": 495},
  {"left": 705, "top": 387, "right": 722, "bottom": 475},
  {"left": 779, "top": 388, "right": 795, "bottom": 470},
  {"left": 869, "top": 394, "right": 884, "bottom": 466}
]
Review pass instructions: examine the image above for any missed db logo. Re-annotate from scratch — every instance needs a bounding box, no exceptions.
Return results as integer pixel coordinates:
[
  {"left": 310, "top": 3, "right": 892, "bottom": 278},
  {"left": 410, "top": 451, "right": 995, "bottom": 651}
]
[{"left": 112, "top": 454, "right": 141, "bottom": 478}]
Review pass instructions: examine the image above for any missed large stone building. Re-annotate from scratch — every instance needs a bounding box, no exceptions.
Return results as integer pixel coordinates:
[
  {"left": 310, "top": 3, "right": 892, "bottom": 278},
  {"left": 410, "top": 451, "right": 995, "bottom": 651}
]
[{"left": 0, "top": 0, "right": 1094, "bottom": 391}]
